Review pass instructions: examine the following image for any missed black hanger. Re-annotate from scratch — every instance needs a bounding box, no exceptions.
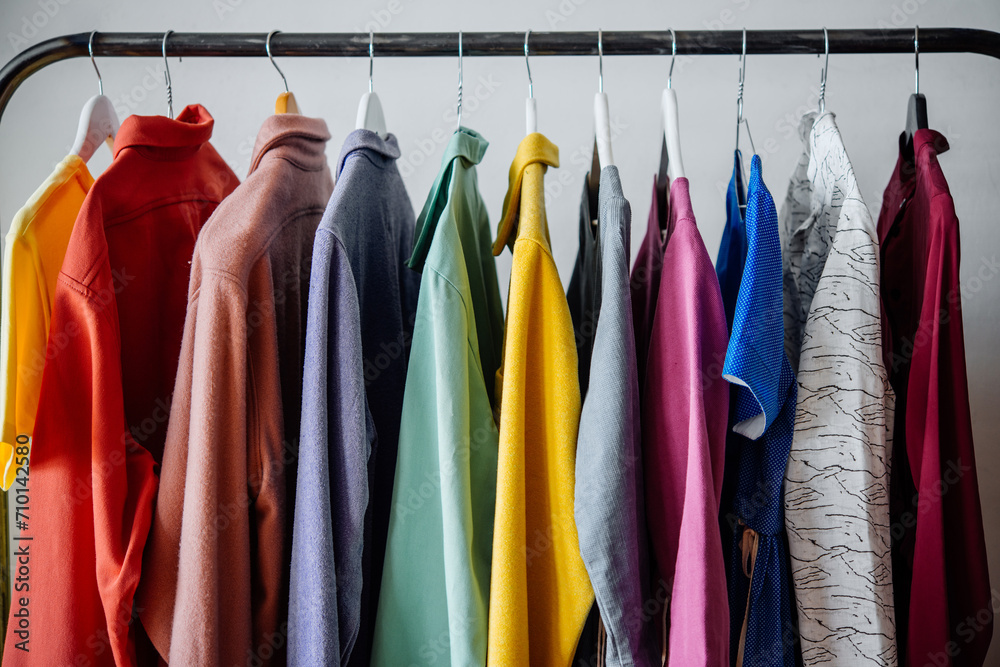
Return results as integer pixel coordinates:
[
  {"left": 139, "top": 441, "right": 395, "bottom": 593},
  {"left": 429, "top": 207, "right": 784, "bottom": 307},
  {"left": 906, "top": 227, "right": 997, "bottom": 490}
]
[{"left": 902, "top": 27, "right": 928, "bottom": 159}]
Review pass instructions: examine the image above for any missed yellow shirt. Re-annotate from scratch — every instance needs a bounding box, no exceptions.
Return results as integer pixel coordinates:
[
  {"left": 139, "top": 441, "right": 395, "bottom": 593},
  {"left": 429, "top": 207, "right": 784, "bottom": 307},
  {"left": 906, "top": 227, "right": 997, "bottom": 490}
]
[
  {"left": 0, "top": 155, "right": 93, "bottom": 489},
  {"left": 488, "top": 133, "right": 593, "bottom": 666}
]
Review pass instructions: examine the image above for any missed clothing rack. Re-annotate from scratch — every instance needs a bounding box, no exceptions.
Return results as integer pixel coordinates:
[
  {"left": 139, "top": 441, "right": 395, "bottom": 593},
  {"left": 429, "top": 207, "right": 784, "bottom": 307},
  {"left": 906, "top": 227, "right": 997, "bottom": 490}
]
[{"left": 1, "top": 28, "right": 999, "bottom": 123}]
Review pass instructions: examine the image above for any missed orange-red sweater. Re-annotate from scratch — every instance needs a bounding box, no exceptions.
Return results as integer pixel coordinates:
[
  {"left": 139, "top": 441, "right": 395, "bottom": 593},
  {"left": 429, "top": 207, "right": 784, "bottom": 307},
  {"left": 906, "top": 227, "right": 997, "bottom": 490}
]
[{"left": 2, "top": 104, "right": 238, "bottom": 666}]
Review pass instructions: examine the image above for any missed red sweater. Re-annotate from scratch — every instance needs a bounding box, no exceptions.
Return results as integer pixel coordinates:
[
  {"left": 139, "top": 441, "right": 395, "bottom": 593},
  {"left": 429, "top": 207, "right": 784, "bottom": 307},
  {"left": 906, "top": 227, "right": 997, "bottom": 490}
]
[{"left": 2, "top": 105, "right": 237, "bottom": 666}]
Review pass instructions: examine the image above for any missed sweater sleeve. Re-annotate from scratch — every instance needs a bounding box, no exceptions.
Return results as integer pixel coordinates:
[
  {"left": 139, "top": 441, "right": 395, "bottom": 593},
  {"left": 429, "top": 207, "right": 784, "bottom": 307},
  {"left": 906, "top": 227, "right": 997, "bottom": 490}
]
[
  {"left": 137, "top": 265, "right": 261, "bottom": 666},
  {"left": 168, "top": 272, "right": 264, "bottom": 665},
  {"left": 289, "top": 231, "right": 373, "bottom": 666},
  {"left": 5, "top": 272, "right": 158, "bottom": 667},
  {"left": 0, "top": 237, "right": 49, "bottom": 490}
]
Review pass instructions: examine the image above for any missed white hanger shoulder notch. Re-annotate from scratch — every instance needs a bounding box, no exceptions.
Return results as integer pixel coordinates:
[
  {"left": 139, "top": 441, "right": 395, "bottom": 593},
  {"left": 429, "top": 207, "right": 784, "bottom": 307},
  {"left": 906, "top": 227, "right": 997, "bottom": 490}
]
[
  {"left": 594, "top": 29, "right": 614, "bottom": 168},
  {"left": 660, "top": 28, "right": 684, "bottom": 181},
  {"left": 71, "top": 31, "right": 120, "bottom": 163},
  {"left": 357, "top": 31, "right": 388, "bottom": 138}
]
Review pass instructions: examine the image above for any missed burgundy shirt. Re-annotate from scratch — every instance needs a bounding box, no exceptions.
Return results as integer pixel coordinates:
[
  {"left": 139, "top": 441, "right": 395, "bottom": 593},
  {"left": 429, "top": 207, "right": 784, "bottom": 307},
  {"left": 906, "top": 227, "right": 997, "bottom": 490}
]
[{"left": 878, "top": 128, "right": 992, "bottom": 667}]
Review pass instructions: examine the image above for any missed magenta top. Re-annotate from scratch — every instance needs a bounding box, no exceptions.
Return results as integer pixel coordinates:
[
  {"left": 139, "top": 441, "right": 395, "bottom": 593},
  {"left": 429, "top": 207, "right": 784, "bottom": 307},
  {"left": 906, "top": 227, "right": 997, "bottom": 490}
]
[{"left": 631, "top": 176, "right": 731, "bottom": 665}]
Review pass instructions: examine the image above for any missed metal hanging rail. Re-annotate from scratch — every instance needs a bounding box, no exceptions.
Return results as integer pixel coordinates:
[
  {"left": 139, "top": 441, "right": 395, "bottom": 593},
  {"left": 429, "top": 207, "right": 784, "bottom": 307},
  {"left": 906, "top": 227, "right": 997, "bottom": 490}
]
[{"left": 1, "top": 28, "right": 999, "bottom": 123}]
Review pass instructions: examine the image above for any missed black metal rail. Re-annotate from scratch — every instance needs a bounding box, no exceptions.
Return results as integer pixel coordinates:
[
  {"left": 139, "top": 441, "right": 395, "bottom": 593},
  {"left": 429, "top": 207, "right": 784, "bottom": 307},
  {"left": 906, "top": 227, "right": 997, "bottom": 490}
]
[{"left": 1, "top": 28, "right": 999, "bottom": 124}]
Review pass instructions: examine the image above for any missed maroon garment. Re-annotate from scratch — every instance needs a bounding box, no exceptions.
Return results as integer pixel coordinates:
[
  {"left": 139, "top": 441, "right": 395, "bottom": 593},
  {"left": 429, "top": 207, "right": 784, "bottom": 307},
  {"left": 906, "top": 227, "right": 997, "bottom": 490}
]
[{"left": 878, "top": 128, "right": 992, "bottom": 667}]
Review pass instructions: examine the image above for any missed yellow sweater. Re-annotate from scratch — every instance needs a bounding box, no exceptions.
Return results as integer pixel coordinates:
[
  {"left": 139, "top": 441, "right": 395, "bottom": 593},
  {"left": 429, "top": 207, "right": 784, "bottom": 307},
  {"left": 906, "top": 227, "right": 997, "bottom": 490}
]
[
  {"left": 488, "top": 133, "right": 594, "bottom": 666},
  {"left": 0, "top": 155, "right": 93, "bottom": 490}
]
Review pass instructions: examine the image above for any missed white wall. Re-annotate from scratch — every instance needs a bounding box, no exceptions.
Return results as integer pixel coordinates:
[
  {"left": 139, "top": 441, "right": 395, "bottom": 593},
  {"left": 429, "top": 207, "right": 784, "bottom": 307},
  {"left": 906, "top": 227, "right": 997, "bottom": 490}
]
[{"left": 1, "top": 0, "right": 998, "bottom": 662}]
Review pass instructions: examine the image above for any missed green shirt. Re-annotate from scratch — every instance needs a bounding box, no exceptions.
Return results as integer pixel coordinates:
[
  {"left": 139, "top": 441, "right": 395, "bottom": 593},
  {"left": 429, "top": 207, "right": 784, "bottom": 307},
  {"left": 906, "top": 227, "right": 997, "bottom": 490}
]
[{"left": 371, "top": 128, "right": 503, "bottom": 666}]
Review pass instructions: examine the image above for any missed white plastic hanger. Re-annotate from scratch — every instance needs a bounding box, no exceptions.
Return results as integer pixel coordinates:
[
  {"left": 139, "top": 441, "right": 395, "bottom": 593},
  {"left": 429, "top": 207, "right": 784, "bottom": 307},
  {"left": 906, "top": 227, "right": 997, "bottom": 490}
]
[
  {"left": 267, "top": 30, "right": 299, "bottom": 114},
  {"left": 525, "top": 30, "right": 537, "bottom": 134},
  {"left": 660, "top": 28, "right": 685, "bottom": 181},
  {"left": 593, "top": 29, "right": 615, "bottom": 169},
  {"left": 70, "top": 31, "right": 119, "bottom": 163},
  {"left": 356, "top": 31, "right": 388, "bottom": 138}
]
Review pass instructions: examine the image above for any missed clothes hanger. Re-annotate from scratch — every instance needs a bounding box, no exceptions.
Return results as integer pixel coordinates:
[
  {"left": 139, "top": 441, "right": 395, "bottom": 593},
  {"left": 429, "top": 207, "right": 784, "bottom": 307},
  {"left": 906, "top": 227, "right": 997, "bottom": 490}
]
[
  {"left": 267, "top": 30, "right": 299, "bottom": 114},
  {"left": 525, "top": 30, "right": 537, "bottom": 135},
  {"left": 356, "top": 30, "right": 388, "bottom": 138},
  {"left": 660, "top": 28, "right": 685, "bottom": 182},
  {"left": 70, "top": 31, "right": 120, "bottom": 163},
  {"left": 161, "top": 30, "right": 177, "bottom": 119},
  {"left": 903, "top": 25, "right": 928, "bottom": 158},
  {"left": 593, "top": 29, "right": 615, "bottom": 170},
  {"left": 456, "top": 31, "right": 463, "bottom": 131},
  {"left": 735, "top": 28, "right": 756, "bottom": 211},
  {"left": 817, "top": 27, "right": 829, "bottom": 113}
]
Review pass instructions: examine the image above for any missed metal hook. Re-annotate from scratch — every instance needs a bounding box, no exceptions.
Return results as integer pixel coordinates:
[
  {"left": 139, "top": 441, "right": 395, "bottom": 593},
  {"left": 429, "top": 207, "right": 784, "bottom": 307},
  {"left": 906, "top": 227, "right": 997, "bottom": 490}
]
[
  {"left": 525, "top": 30, "right": 533, "bottom": 99},
  {"left": 818, "top": 27, "right": 829, "bottom": 113},
  {"left": 667, "top": 28, "right": 677, "bottom": 89},
  {"left": 162, "top": 30, "right": 174, "bottom": 119},
  {"left": 88, "top": 31, "right": 103, "bottom": 96},
  {"left": 369, "top": 31, "right": 375, "bottom": 94},
  {"left": 742, "top": 118, "right": 757, "bottom": 155},
  {"left": 266, "top": 31, "right": 290, "bottom": 94},
  {"left": 598, "top": 29, "right": 604, "bottom": 94},
  {"left": 456, "top": 31, "right": 463, "bottom": 130},
  {"left": 914, "top": 25, "right": 920, "bottom": 95},
  {"left": 735, "top": 27, "right": 747, "bottom": 154}
]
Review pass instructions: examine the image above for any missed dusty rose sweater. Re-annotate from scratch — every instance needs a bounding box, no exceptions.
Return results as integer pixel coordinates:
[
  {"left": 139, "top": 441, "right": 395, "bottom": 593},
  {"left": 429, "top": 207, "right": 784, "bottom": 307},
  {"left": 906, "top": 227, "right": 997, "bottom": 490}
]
[{"left": 136, "top": 113, "right": 333, "bottom": 667}]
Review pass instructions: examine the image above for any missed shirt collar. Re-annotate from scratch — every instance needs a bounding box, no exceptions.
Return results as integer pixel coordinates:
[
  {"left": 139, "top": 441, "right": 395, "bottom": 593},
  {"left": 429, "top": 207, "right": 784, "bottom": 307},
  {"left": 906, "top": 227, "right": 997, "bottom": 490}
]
[
  {"left": 492, "top": 132, "right": 559, "bottom": 255},
  {"left": 113, "top": 104, "right": 215, "bottom": 159},
  {"left": 912, "top": 128, "right": 950, "bottom": 160},
  {"left": 894, "top": 128, "right": 950, "bottom": 183},
  {"left": 249, "top": 113, "right": 331, "bottom": 174},
  {"left": 336, "top": 129, "right": 401, "bottom": 178},
  {"left": 444, "top": 126, "right": 488, "bottom": 166},
  {"left": 408, "top": 127, "right": 489, "bottom": 272}
]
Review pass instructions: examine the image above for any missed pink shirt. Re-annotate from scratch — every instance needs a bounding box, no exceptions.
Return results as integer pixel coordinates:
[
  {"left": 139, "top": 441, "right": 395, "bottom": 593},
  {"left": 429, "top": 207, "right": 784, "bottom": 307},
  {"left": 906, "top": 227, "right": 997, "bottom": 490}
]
[{"left": 631, "top": 176, "right": 730, "bottom": 664}]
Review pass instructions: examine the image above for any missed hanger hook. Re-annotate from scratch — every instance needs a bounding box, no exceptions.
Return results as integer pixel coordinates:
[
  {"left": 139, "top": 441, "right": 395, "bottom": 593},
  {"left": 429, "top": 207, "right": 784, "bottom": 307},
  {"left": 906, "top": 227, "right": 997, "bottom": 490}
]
[
  {"left": 456, "top": 31, "right": 463, "bottom": 130},
  {"left": 914, "top": 25, "right": 920, "bottom": 95},
  {"left": 88, "top": 30, "right": 103, "bottom": 96},
  {"left": 525, "top": 30, "right": 533, "bottom": 99},
  {"left": 598, "top": 29, "right": 604, "bottom": 94},
  {"left": 742, "top": 118, "right": 757, "bottom": 155},
  {"left": 667, "top": 28, "right": 677, "bottom": 89},
  {"left": 266, "top": 30, "right": 290, "bottom": 94},
  {"left": 162, "top": 30, "right": 174, "bottom": 119},
  {"left": 369, "top": 31, "right": 375, "bottom": 94},
  {"left": 818, "top": 27, "right": 829, "bottom": 113},
  {"left": 736, "top": 27, "right": 746, "bottom": 154}
]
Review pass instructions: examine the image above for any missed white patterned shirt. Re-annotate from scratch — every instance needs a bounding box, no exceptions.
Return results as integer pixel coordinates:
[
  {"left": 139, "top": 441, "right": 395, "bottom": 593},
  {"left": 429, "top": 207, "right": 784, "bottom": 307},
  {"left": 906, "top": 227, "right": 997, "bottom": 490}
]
[{"left": 781, "top": 111, "right": 898, "bottom": 667}]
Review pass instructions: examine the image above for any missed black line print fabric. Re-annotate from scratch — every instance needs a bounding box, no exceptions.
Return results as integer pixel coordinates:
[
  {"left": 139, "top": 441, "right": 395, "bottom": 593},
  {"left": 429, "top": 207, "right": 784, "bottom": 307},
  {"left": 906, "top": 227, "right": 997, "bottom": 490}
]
[{"left": 780, "top": 111, "right": 898, "bottom": 667}]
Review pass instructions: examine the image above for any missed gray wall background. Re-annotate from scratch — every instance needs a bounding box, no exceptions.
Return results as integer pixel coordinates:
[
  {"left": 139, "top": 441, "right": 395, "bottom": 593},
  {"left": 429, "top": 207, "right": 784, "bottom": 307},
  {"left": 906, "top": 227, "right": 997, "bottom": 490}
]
[{"left": 0, "top": 0, "right": 998, "bottom": 663}]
